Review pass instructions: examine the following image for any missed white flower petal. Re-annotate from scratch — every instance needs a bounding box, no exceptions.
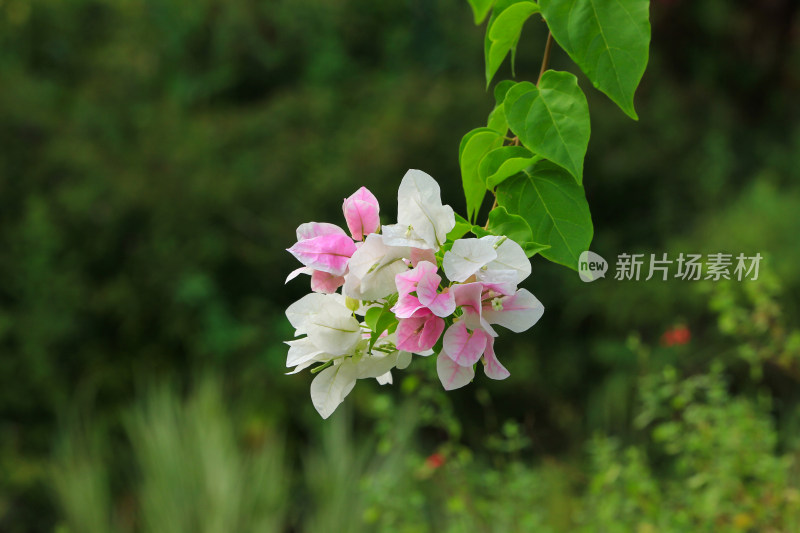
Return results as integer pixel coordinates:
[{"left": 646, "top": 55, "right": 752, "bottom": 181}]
[
  {"left": 443, "top": 238, "right": 497, "bottom": 282},
  {"left": 286, "top": 338, "right": 323, "bottom": 368},
  {"left": 296, "top": 222, "right": 348, "bottom": 241},
  {"left": 285, "top": 359, "right": 317, "bottom": 375},
  {"left": 480, "top": 317, "right": 498, "bottom": 338},
  {"left": 392, "top": 169, "right": 455, "bottom": 250},
  {"left": 376, "top": 371, "right": 393, "bottom": 385},
  {"left": 285, "top": 293, "right": 330, "bottom": 335},
  {"left": 357, "top": 351, "right": 399, "bottom": 379},
  {"left": 483, "top": 289, "right": 544, "bottom": 332},
  {"left": 285, "top": 266, "right": 313, "bottom": 284},
  {"left": 380, "top": 223, "right": 430, "bottom": 249},
  {"left": 475, "top": 268, "right": 518, "bottom": 295},
  {"left": 396, "top": 351, "right": 412, "bottom": 369},
  {"left": 342, "top": 272, "right": 366, "bottom": 300},
  {"left": 344, "top": 234, "right": 409, "bottom": 300},
  {"left": 287, "top": 294, "right": 361, "bottom": 355},
  {"left": 305, "top": 312, "right": 361, "bottom": 356},
  {"left": 310, "top": 361, "right": 358, "bottom": 419},
  {"left": 436, "top": 352, "right": 475, "bottom": 391},
  {"left": 360, "top": 260, "right": 407, "bottom": 300},
  {"left": 483, "top": 338, "right": 510, "bottom": 380},
  {"left": 480, "top": 235, "right": 531, "bottom": 283},
  {"left": 326, "top": 292, "right": 349, "bottom": 307}
]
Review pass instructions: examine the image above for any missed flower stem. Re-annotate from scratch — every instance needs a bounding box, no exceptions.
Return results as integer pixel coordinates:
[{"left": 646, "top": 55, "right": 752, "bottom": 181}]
[{"left": 310, "top": 360, "right": 334, "bottom": 374}]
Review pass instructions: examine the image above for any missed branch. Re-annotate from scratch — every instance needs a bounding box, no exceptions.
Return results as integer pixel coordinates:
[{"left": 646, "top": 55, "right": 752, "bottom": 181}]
[
  {"left": 483, "top": 196, "right": 498, "bottom": 230},
  {"left": 537, "top": 32, "right": 554, "bottom": 85},
  {"left": 484, "top": 33, "right": 553, "bottom": 230}
]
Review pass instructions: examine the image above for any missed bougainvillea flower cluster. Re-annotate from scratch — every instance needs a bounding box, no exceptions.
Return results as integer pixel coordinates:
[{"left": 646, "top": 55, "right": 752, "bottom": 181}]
[{"left": 285, "top": 170, "right": 544, "bottom": 418}]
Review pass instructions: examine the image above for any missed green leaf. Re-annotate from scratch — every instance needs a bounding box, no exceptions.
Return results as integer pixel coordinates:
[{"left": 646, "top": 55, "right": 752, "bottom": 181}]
[
  {"left": 459, "top": 129, "right": 503, "bottom": 223},
  {"left": 488, "top": 206, "right": 530, "bottom": 244},
  {"left": 539, "top": 0, "right": 651, "bottom": 120},
  {"left": 478, "top": 146, "right": 539, "bottom": 189},
  {"left": 484, "top": 1, "right": 541, "bottom": 87},
  {"left": 447, "top": 213, "right": 507, "bottom": 241},
  {"left": 435, "top": 242, "right": 454, "bottom": 265},
  {"left": 493, "top": 80, "right": 516, "bottom": 104},
  {"left": 486, "top": 206, "right": 550, "bottom": 257},
  {"left": 447, "top": 213, "right": 474, "bottom": 241},
  {"left": 364, "top": 307, "right": 382, "bottom": 332},
  {"left": 458, "top": 127, "right": 497, "bottom": 161},
  {"left": 502, "top": 81, "right": 536, "bottom": 119},
  {"left": 506, "top": 70, "right": 590, "bottom": 184},
  {"left": 364, "top": 305, "right": 398, "bottom": 350},
  {"left": 471, "top": 225, "right": 493, "bottom": 238},
  {"left": 487, "top": 104, "right": 508, "bottom": 134},
  {"left": 467, "top": 0, "right": 496, "bottom": 24},
  {"left": 523, "top": 242, "right": 551, "bottom": 257},
  {"left": 496, "top": 159, "right": 593, "bottom": 270}
]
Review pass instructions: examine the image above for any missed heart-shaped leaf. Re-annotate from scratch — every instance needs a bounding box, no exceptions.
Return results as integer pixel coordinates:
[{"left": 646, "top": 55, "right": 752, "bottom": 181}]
[
  {"left": 459, "top": 128, "right": 504, "bottom": 222},
  {"left": 478, "top": 146, "right": 539, "bottom": 188},
  {"left": 502, "top": 81, "right": 536, "bottom": 119},
  {"left": 506, "top": 70, "right": 590, "bottom": 185},
  {"left": 467, "top": 0, "right": 496, "bottom": 24},
  {"left": 496, "top": 159, "right": 593, "bottom": 269},
  {"left": 484, "top": 1, "right": 541, "bottom": 86},
  {"left": 486, "top": 206, "right": 549, "bottom": 258},
  {"left": 494, "top": 80, "right": 516, "bottom": 104},
  {"left": 539, "top": 0, "right": 651, "bottom": 120},
  {"left": 487, "top": 104, "right": 509, "bottom": 135},
  {"left": 447, "top": 213, "right": 474, "bottom": 242}
]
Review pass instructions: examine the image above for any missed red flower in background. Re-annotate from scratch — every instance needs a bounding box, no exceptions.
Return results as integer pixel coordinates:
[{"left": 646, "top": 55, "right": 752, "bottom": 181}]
[
  {"left": 424, "top": 452, "right": 446, "bottom": 470},
  {"left": 661, "top": 325, "right": 691, "bottom": 346}
]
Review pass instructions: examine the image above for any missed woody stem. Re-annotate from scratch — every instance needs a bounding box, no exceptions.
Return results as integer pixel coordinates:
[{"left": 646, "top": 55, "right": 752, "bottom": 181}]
[{"left": 537, "top": 32, "right": 554, "bottom": 85}]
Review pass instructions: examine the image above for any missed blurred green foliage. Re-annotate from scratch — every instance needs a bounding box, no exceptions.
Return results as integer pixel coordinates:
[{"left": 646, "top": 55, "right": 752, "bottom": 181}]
[
  {"left": 51, "top": 363, "right": 800, "bottom": 532},
  {"left": 0, "top": 0, "right": 798, "bottom": 530},
  {"left": 54, "top": 380, "right": 288, "bottom": 533}
]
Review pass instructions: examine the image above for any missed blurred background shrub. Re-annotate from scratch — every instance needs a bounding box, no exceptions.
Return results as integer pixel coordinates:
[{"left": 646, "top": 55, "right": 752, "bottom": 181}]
[{"left": 0, "top": 0, "right": 798, "bottom": 530}]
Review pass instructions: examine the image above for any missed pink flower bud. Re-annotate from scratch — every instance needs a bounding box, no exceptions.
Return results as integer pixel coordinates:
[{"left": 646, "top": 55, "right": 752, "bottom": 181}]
[{"left": 342, "top": 186, "right": 380, "bottom": 241}]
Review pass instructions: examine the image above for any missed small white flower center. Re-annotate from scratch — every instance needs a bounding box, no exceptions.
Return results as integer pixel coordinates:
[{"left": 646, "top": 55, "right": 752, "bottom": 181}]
[{"left": 491, "top": 297, "right": 504, "bottom": 312}]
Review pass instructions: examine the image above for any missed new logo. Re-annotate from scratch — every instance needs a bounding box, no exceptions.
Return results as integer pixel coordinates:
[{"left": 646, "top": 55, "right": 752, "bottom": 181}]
[{"left": 578, "top": 251, "right": 607, "bottom": 282}]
